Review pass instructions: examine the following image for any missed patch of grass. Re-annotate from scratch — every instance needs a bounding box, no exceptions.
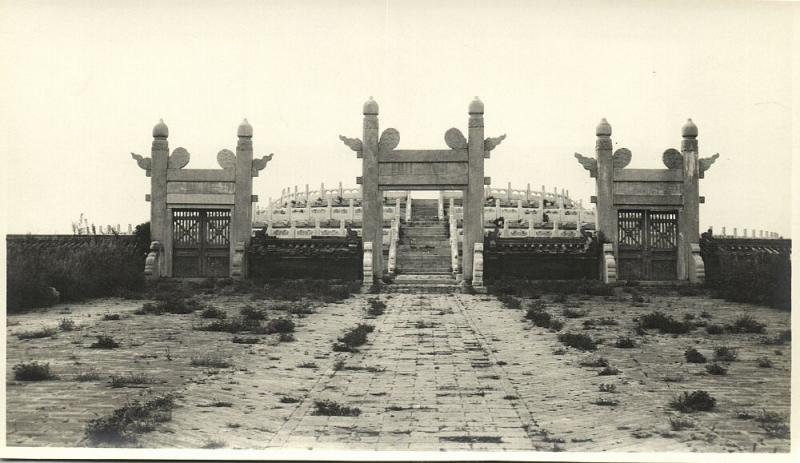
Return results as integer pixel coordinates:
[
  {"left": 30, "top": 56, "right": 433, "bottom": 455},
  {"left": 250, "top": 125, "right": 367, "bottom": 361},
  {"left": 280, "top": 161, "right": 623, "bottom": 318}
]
[
  {"left": 760, "top": 330, "right": 791, "bottom": 345},
  {"left": 579, "top": 356, "right": 608, "bottom": 367},
  {"left": 615, "top": 337, "right": 636, "bottom": 348},
  {"left": 713, "top": 346, "right": 737, "bottom": 362},
  {"left": 562, "top": 308, "right": 586, "bottom": 318},
  {"left": 84, "top": 394, "right": 174, "bottom": 446},
  {"left": 312, "top": 399, "right": 361, "bottom": 416},
  {"left": 13, "top": 361, "right": 57, "bottom": 381},
  {"left": 75, "top": 370, "right": 102, "bottom": 381},
  {"left": 90, "top": 335, "right": 120, "bottom": 349},
  {"left": 240, "top": 305, "right": 268, "bottom": 321},
  {"left": 134, "top": 297, "right": 202, "bottom": 315},
  {"left": 497, "top": 294, "right": 522, "bottom": 310},
  {"left": 558, "top": 332, "right": 597, "bottom": 351},
  {"left": 552, "top": 294, "right": 568, "bottom": 304},
  {"left": 201, "top": 439, "right": 226, "bottom": 449},
  {"left": 255, "top": 279, "right": 361, "bottom": 303},
  {"left": 232, "top": 336, "right": 260, "bottom": 344},
  {"left": 705, "top": 363, "right": 727, "bottom": 375},
  {"left": 599, "top": 383, "right": 617, "bottom": 393},
  {"left": 201, "top": 307, "right": 227, "bottom": 319},
  {"left": 102, "top": 314, "right": 122, "bottom": 321},
  {"left": 638, "top": 311, "right": 693, "bottom": 334},
  {"left": 592, "top": 398, "right": 618, "bottom": 406},
  {"left": 297, "top": 362, "right": 318, "bottom": 369},
  {"left": 598, "top": 366, "right": 620, "bottom": 376},
  {"left": 756, "top": 411, "right": 790, "bottom": 439},
  {"left": 684, "top": 348, "right": 707, "bottom": 363},
  {"left": 190, "top": 355, "right": 233, "bottom": 368},
  {"left": 279, "top": 333, "right": 295, "bottom": 342},
  {"left": 367, "top": 298, "right": 386, "bottom": 316},
  {"left": 333, "top": 324, "right": 374, "bottom": 352},
  {"left": 725, "top": 314, "right": 766, "bottom": 334},
  {"left": 705, "top": 324, "right": 724, "bottom": 335},
  {"left": 440, "top": 435, "right": 503, "bottom": 444},
  {"left": 757, "top": 357, "right": 773, "bottom": 368},
  {"left": 670, "top": 390, "right": 716, "bottom": 413},
  {"left": 525, "top": 306, "right": 563, "bottom": 331},
  {"left": 16, "top": 327, "right": 57, "bottom": 340},
  {"left": 266, "top": 318, "right": 295, "bottom": 334},
  {"left": 279, "top": 396, "right": 300, "bottom": 404},
  {"left": 110, "top": 373, "right": 157, "bottom": 388},
  {"left": 58, "top": 318, "right": 77, "bottom": 331}
]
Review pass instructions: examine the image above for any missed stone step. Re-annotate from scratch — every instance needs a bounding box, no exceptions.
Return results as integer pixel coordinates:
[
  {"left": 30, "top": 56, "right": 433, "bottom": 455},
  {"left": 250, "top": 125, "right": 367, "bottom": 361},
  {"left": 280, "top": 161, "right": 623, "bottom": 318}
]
[{"left": 381, "top": 284, "right": 461, "bottom": 294}]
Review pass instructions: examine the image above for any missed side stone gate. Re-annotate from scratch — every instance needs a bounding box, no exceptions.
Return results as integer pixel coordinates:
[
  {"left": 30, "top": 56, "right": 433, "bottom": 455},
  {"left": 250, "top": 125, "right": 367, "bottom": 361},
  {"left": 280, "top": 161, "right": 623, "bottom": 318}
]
[
  {"left": 131, "top": 119, "right": 273, "bottom": 279},
  {"left": 576, "top": 118, "right": 718, "bottom": 283}
]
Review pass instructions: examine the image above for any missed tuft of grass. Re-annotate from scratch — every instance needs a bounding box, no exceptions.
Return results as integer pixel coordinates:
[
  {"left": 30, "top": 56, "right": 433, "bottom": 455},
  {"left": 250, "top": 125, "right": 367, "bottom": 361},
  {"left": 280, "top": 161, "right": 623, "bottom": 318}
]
[
  {"left": 598, "top": 366, "right": 620, "bottom": 376},
  {"left": 725, "top": 314, "right": 766, "bottom": 334},
  {"left": 579, "top": 356, "right": 608, "bottom": 367},
  {"left": 279, "top": 333, "right": 296, "bottom": 342},
  {"left": 705, "top": 363, "right": 727, "bottom": 375},
  {"left": 102, "top": 314, "right": 122, "bottom": 321},
  {"left": 333, "top": 324, "right": 374, "bottom": 352},
  {"left": 201, "top": 439, "right": 226, "bottom": 449},
  {"left": 17, "top": 327, "right": 57, "bottom": 340},
  {"left": 669, "top": 417, "right": 695, "bottom": 431},
  {"left": 497, "top": 294, "right": 523, "bottom": 310},
  {"left": 201, "top": 307, "right": 227, "bottom": 319},
  {"left": 90, "top": 335, "right": 120, "bottom": 349},
  {"left": 705, "top": 324, "right": 724, "bottom": 335},
  {"left": 240, "top": 305, "right": 268, "bottom": 321},
  {"left": 134, "top": 297, "right": 202, "bottom": 316},
  {"left": 297, "top": 362, "right": 318, "bottom": 369},
  {"left": 59, "top": 318, "right": 77, "bottom": 331},
  {"left": 713, "top": 346, "right": 738, "bottom": 362},
  {"left": 599, "top": 383, "right": 617, "bottom": 393},
  {"left": 312, "top": 399, "right": 361, "bottom": 416},
  {"left": 84, "top": 395, "right": 174, "bottom": 446},
  {"left": 670, "top": 390, "right": 716, "bottom": 413},
  {"left": 756, "top": 411, "right": 790, "bottom": 439},
  {"left": 757, "top": 357, "right": 773, "bottom": 368},
  {"left": 759, "top": 330, "right": 791, "bottom": 345},
  {"left": 592, "top": 398, "right": 618, "bottom": 406},
  {"left": 562, "top": 308, "right": 585, "bottom": 318},
  {"left": 232, "top": 336, "right": 259, "bottom": 344},
  {"left": 13, "top": 361, "right": 57, "bottom": 381},
  {"left": 110, "top": 373, "right": 158, "bottom": 388},
  {"left": 558, "top": 332, "right": 597, "bottom": 351},
  {"left": 615, "top": 337, "right": 636, "bottom": 348},
  {"left": 638, "top": 311, "right": 693, "bottom": 334},
  {"left": 190, "top": 355, "right": 232, "bottom": 368},
  {"left": 552, "top": 294, "right": 568, "bottom": 304},
  {"left": 266, "top": 318, "right": 295, "bottom": 334},
  {"left": 75, "top": 370, "right": 102, "bottom": 381},
  {"left": 279, "top": 396, "right": 300, "bottom": 404},
  {"left": 367, "top": 298, "right": 386, "bottom": 316},
  {"left": 684, "top": 348, "right": 707, "bottom": 363}
]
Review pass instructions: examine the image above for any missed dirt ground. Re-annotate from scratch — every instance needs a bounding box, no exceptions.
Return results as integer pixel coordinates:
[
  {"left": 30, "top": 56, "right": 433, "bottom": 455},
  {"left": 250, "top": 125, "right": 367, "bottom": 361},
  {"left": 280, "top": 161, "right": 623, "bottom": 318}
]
[{"left": 5, "top": 286, "right": 791, "bottom": 453}]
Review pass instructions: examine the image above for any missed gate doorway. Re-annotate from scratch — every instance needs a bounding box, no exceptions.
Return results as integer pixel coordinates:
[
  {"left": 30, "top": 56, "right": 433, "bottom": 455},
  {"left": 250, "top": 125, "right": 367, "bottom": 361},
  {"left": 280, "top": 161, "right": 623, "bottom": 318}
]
[
  {"left": 617, "top": 210, "right": 678, "bottom": 280},
  {"left": 172, "top": 209, "right": 231, "bottom": 277}
]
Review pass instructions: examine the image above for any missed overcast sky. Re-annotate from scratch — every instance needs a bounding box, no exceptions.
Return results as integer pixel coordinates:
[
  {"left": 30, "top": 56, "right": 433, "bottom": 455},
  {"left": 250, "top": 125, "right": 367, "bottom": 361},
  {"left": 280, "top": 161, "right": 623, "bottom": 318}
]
[{"left": 1, "top": 0, "right": 796, "bottom": 237}]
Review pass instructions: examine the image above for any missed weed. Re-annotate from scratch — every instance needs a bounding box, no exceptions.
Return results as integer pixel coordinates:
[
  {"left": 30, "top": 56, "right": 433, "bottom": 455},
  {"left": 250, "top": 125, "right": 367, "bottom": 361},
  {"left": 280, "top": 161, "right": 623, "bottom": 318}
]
[
  {"left": 279, "top": 333, "right": 295, "bottom": 342},
  {"left": 503, "top": 395, "right": 519, "bottom": 400},
  {"left": 195, "top": 317, "right": 260, "bottom": 333},
  {"left": 279, "top": 396, "right": 300, "bottom": 404},
  {"left": 638, "top": 311, "right": 693, "bottom": 334},
  {"left": 599, "top": 366, "right": 620, "bottom": 376},
  {"left": 760, "top": 330, "right": 791, "bottom": 345},
  {"left": 558, "top": 332, "right": 597, "bottom": 351},
  {"left": 670, "top": 390, "right": 716, "bottom": 412},
  {"left": 713, "top": 346, "right": 737, "bottom": 362},
  {"left": 552, "top": 294, "right": 568, "bottom": 304},
  {"left": 725, "top": 314, "right": 766, "bottom": 334},
  {"left": 232, "top": 336, "right": 260, "bottom": 344},
  {"left": 599, "top": 383, "right": 617, "bottom": 393},
  {"left": 75, "top": 370, "right": 101, "bottom": 381},
  {"left": 255, "top": 279, "right": 360, "bottom": 303},
  {"left": 90, "top": 335, "right": 120, "bottom": 349},
  {"left": 201, "top": 307, "right": 227, "bottom": 319},
  {"left": 84, "top": 394, "right": 174, "bottom": 446},
  {"left": 297, "top": 362, "right": 318, "bottom": 369},
  {"left": 592, "top": 398, "right": 619, "bottom": 406},
  {"left": 334, "top": 324, "right": 374, "bottom": 352},
  {"left": 201, "top": 439, "right": 226, "bottom": 449},
  {"left": 135, "top": 297, "right": 202, "bottom": 315},
  {"left": 756, "top": 411, "right": 790, "bottom": 439},
  {"left": 190, "top": 355, "right": 232, "bottom": 368},
  {"left": 579, "top": 357, "right": 609, "bottom": 367},
  {"left": 700, "top": 310, "right": 712, "bottom": 319},
  {"left": 102, "top": 314, "right": 122, "bottom": 321},
  {"left": 735, "top": 410, "right": 755, "bottom": 420},
  {"left": 615, "top": 337, "right": 636, "bottom": 348},
  {"left": 266, "top": 318, "right": 295, "bottom": 334},
  {"left": 367, "top": 298, "right": 386, "bottom": 316},
  {"left": 312, "top": 399, "right": 361, "bottom": 416},
  {"left": 552, "top": 348, "right": 567, "bottom": 355},
  {"left": 705, "top": 324, "right": 724, "bottom": 335},
  {"left": 684, "top": 348, "right": 707, "bottom": 363},
  {"left": 757, "top": 357, "right": 773, "bottom": 368},
  {"left": 595, "top": 317, "right": 619, "bottom": 326},
  {"left": 13, "top": 361, "right": 57, "bottom": 381},
  {"left": 59, "top": 318, "right": 77, "bottom": 331},
  {"left": 240, "top": 305, "right": 268, "bottom": 321},
  {"left": 562, "top": 308, "right": 586, "bottom": 318},
  {"left": 16, "top": 327, "right": 57, "bottom": 340},
  {"left": 497, "top": 294, "right": 522, "bottom": 310},
  {"left": 705, "top": 363, "right": 727, "bottom": 375},
  {"left": 110, "top": 373, "right": 157, "bottom": 388}
]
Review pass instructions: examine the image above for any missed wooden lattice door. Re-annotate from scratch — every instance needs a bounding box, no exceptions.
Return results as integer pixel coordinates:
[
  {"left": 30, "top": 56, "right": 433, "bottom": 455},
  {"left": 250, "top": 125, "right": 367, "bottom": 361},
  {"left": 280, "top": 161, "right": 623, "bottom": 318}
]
[
  {"left": 617, "top": 210, "right": 678, "bottom": 280},
  {"left": 172, "top": 209, "right": 231, "bottom": 277}
]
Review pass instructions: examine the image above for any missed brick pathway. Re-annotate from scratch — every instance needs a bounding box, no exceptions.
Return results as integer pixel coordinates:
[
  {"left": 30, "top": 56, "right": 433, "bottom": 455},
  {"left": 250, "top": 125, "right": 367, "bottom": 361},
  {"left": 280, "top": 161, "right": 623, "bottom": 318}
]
[{"left": 6, "top": 290, "right": 791, "bottom": 453}]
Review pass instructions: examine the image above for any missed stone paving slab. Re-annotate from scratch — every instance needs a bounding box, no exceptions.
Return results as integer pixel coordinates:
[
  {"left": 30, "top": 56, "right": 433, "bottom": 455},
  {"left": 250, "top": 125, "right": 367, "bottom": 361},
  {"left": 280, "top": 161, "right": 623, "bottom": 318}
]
[{"left": 5, "top": 288, "right": 791, "bottom": 453}]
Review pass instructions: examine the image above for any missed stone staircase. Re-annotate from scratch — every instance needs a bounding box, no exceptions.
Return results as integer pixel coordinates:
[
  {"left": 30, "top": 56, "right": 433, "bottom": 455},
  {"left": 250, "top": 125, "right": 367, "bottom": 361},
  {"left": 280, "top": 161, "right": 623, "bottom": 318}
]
[{"left": 391, "top": 199, "right": 459, "bottom": 292}]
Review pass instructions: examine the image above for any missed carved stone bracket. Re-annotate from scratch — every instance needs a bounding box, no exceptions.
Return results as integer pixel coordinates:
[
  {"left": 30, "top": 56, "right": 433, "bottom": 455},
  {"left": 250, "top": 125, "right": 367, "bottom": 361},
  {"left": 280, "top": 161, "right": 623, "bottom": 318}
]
[
  {"left": 339, "top": 135, "right": 363, "bottom": 158},
  {"left": 217, "top": 149, "right": 236, "bottom": 169},
  {"left": 472, "top": 242, "right": 484, "bottom": 288},
  {"left": 662, "top": 148, "right": 683, "bottom": 169},
  {"left": 131, "top": 152, "right": 152, "bottom": 177},
  {"left": 231, "top": 241, "right": 245, "bottom": 279},
  {"left": 574, "top": 152, "right": 597, "bottom": 178},
  {"left": 362, "top": 241, "right": 374, "bottom": 287},
  {"left": 688, "top": 243, "right": 705, "bottom": 284},
  {"left": 602, "top": 243, "right": 617, "bottom": 284},
  {"left": 252, "top": 154, "right": 273, "bottom": 177},
  {"left": 144, "top": 241, "right": 161, "bottom": 279},
  {"left": 699, "top": 153, "right": 719, "bottom": 178},
  {"left": 168, "top": 147, "right": 190, "bottom": 169},
  {"left": 612, "top": 148, "right": 632, "bottom": 169}
]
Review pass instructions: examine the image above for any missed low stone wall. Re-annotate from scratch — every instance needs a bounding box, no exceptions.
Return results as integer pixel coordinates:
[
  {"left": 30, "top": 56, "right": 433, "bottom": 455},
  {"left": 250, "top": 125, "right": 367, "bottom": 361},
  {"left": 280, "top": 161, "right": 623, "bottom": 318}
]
[
  {"left": 247, "top": 237, "right": 363, "bottom": 280},
  {"left": 484, "top": 236, "right": 600, "bottom": 281}
]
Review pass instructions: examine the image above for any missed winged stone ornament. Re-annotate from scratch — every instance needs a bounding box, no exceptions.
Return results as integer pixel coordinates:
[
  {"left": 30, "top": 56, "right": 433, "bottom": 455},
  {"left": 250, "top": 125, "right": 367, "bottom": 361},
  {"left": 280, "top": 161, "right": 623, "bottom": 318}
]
[
  {"left": 612, "top": 148, "right": 632, "bottom": 169},
  {"left": 131, "top": 152, "right": 152, "bottom": 176},
  {"left": 484, "top": 134, "right": 506, "bottom": 152},
  {"left": 574, "top": 152, "right": 598, "bottom": 177},
  {"left": 339, "top": 135, "right": 363, "bottom": 152},
  {"left": 699, "top": 153, "right": 719, "bottom": 178},
  {"left": 662, "top": 148, "right": 683, "bottom": 170},
  {"left": 252, "top": 153, "right": 274, "bottom": 176}
]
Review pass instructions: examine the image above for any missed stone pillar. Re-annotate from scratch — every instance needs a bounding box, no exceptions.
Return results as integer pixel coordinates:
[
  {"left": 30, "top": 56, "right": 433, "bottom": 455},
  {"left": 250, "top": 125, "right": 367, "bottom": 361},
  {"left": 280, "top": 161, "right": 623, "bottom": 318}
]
[
  {"left": 463, "top": 97, "right": 485, "bottom": 281},
  {"left": 233, "top": 119, "right": 255, "bottom": 278},
  {"left": 595, "top": 118, "right": 615, "bottom": 247},
  {"left": 150, "top": 119, "right": 169, "bottom": 277},
  {"left": 362, "top": 97, "right": 383, "bottom": 279},
  {"left": 679, "top": 119, "right": 700, "bottom": 281}
]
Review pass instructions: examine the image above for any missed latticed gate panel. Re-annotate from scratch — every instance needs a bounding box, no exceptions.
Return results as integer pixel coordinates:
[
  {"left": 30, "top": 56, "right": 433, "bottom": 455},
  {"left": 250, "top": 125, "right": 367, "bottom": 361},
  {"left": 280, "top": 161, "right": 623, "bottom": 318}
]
[
  {"left": 617, "top": 209, "right": 678, "bottom": 280},
  {"left": 648, "top": 211, "right": 678, "bottom": 249},
  {"left": 618, "top": 211, "right": 644, "bottom": 248},
  {"left": 172, "top": 209, "right": 231, "bottom": 277}
]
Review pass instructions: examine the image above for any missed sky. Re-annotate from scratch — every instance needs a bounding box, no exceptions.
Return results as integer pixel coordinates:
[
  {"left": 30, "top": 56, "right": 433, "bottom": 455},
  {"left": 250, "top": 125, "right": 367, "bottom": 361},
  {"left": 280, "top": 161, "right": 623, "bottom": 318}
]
[{"left": 1, "top": 0, "right": 797, "bottom": 237}]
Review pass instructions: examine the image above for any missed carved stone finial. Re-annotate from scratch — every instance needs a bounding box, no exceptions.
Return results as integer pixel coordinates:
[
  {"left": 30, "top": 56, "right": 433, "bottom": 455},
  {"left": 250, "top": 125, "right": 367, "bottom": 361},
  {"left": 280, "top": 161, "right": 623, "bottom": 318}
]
[
  {"left": 682, "top": 118, "right": 698, "bottom": 138},
  {"left": 363, "top": 96, "right": 379, "bottom": 115},
  {"left": 469, "top": 96, "right": 484, "bottom": 115},
  {"left": 238, "top": 118, "right": 253, "bottom": 137},
  {"left": 596, "top": 118, "right": 612, "bottom": 137},
  {"left": 153, "top": 119, "right": 169, "bottom": 138}
]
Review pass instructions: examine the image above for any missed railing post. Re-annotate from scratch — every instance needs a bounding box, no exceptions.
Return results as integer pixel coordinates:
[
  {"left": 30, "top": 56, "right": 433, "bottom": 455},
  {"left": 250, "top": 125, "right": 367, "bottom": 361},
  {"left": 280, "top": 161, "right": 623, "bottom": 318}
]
[
  {"left": 144, "top": 241, "right": 161, "bottom": 280},
  {"left": 405, "top": 196, "right": 412, "bottom": 222},
  {"left": 362, "top": 241, "right": 374, "bottom": 288},
  {"left": 438, "top": 191, "right": 444, "bottom": 220},
  {"left": 602, "top": 243, "right": 617, "bottom": 284},
  {"left": 472, "top": 242, "right": 484, "bottom": 288},
  {"left": 688, "top": 243, "right": 705, "bottom": 284}
]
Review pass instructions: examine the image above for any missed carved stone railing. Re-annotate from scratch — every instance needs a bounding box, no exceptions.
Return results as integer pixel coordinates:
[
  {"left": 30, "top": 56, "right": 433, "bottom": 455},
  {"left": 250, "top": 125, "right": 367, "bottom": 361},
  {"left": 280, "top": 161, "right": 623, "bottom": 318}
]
[
  {"left": 449, "top": 217, "right": 460, "bottom": 278},
  {"left": 688, "top": 243, "right": 705, "bottom": 284},
  {"left": 362, "top": 241, "right": 374, "bottom": 287},
  {"left": 387, "top": 220, "right": 400, "bottom": 275},
  {"left": 472, "top": 242, "right": 484, "bottom": 287},
  {"left": 405, "top": 196, "right": 412, "bottom": 222},
  {"left": 144, "top": 241, "right": 161, "bottom": 280},
  {"left": 231, "top": 241, "right": 246, "bottom": 279},
  {"left": 602, "top": 243, "right": 616, "bottom": 284}
]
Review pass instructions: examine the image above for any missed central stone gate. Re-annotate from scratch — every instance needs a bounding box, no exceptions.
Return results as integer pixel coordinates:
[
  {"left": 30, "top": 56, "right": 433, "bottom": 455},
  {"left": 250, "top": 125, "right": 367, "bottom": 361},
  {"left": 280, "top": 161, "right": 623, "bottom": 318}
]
[{"left": 340, "top": 97, "right": 505, "bottom": 284}]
